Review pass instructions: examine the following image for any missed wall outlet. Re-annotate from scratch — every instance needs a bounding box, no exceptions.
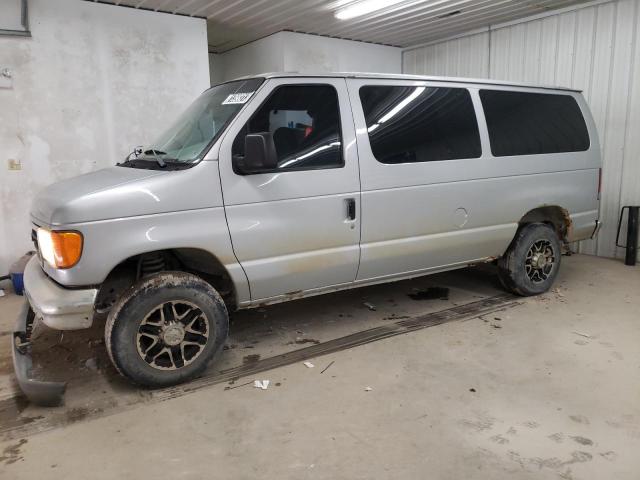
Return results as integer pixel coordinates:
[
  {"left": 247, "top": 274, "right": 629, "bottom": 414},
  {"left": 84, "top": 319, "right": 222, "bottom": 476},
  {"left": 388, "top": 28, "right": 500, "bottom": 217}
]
[{"left": 8, "top": 159, "right": 21, "bottom": 170}]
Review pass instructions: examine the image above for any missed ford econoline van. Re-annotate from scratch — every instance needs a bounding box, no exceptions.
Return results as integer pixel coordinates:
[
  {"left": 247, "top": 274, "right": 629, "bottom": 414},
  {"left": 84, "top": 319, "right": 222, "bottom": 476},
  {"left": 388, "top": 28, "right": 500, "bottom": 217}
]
[{"left": 13, "top": 73, "right": 601, "bottom": 405}]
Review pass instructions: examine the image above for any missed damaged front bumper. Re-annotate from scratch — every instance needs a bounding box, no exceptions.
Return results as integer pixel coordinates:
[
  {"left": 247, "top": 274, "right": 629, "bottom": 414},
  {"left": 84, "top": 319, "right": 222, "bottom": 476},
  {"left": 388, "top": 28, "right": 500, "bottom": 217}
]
[
  {"left": 23, "top": 257, "right": 97, "bottom": 330},
  {"left": 12, "top": 301, "right": 66, "bottom": 406},
  {"left": 12, "top": 257, "right": 98, "bottom": 406}
]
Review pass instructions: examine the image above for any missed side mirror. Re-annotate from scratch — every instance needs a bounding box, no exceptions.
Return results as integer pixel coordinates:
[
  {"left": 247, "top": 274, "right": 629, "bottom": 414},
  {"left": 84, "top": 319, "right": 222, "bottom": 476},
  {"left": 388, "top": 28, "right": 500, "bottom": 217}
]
[{"left": 237, "top": 133, "right": 278, "bottom": 173}]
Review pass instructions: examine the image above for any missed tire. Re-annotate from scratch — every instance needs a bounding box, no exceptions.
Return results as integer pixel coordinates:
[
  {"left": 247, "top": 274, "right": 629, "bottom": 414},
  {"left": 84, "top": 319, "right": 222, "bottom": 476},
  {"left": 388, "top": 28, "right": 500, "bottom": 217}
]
[
  {"left": 105, "top": 272, "right": 228, "bottom": 388},
  {"left": 497, "top": 223, "right": 562, "bottom": 296}
]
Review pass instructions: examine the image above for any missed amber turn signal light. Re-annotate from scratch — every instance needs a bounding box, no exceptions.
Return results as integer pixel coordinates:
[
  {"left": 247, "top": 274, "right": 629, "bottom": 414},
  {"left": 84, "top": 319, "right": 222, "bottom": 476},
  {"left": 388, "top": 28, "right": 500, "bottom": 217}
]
[{"left": 37, "top": 229, "right": 83, "bottom": 269}]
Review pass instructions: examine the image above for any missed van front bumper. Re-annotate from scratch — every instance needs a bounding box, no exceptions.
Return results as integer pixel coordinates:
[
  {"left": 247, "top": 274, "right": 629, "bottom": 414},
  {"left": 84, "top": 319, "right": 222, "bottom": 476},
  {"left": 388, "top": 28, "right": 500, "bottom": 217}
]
[
  {"left": 22, "top": 256, "right": 97, "bottom": 330},
  {"left": 12, "top": 302, "right": 66, "bottom": 406},
  {"left": 12, "top": 257, "right": 98, "bottom": 406}
]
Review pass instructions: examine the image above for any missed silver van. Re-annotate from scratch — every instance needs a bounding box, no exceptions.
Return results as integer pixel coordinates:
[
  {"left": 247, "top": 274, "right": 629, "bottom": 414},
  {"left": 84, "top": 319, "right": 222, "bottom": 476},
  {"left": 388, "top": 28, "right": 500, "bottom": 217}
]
[{"left": 13, "top": 73, "right": 602, "bottom": 405}]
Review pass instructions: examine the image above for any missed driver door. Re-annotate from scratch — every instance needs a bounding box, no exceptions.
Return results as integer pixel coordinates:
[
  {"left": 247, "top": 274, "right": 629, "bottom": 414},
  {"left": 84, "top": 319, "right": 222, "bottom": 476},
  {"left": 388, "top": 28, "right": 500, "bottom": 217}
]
[{"left": 218, "top": 78, "right": 361, "bottom": 303}]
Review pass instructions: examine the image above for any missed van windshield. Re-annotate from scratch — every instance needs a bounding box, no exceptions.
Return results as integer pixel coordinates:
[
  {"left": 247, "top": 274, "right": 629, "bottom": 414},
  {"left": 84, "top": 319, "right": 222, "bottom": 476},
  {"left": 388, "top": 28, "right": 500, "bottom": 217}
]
[{"left": 122, "top": 78, "right": 264, "bottom": 169}]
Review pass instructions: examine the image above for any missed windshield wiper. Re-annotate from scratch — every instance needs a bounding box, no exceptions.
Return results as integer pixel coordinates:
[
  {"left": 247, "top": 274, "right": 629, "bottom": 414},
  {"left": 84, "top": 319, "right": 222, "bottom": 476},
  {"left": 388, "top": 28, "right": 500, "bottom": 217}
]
[
  {"left": 118, "top": 146, "right": 144, "bottom": 166},
  {"left": 118, "top": 147, "right": 185, "bottom": 170},
  {"left": 144, "top": 149, "right": 167, "bottom": 168}
]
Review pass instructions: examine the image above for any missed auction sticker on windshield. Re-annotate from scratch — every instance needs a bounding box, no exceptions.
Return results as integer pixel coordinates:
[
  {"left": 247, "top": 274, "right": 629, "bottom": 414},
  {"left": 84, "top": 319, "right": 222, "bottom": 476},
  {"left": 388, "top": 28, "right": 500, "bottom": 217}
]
[{"left": 222, "top": 92, "right": 254, "bottom": 105}]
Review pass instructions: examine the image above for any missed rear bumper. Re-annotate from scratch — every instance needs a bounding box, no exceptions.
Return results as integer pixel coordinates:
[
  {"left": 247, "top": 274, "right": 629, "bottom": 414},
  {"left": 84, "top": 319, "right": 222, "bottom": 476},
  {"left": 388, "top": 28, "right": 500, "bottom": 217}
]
[
  {"left": 23, "top": 256, "right": 97, "bottom": 330},
  {"left": 12, "top": 301, "right": 66, "bottom": 406}
]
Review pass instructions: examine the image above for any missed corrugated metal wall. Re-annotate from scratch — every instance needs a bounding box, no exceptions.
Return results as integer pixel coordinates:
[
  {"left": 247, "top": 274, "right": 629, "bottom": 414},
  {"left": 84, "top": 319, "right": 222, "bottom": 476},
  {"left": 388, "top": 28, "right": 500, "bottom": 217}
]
[{"left": 403, "top": 0, "right": 640, "bottom": 260}]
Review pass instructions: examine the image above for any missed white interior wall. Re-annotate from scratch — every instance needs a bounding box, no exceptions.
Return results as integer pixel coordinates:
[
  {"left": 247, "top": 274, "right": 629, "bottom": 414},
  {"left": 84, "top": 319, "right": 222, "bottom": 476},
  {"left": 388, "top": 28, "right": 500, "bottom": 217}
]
[
  {"left": 403, "top": 0, "right": 640, "bottom": 260},
  {"left": 214, "top": 31, "right": 402, "bottom": 83},
  {"left": 215, "top": 33, "right": 285, "bottom": 82},
  {"left": 0, "top": 0, "right": 210, "bottom": 273},
  {"left": 281, "top": 31, "right": 402, "bottom": 74},
  {"left": 209, "top": 53, "right": 225, "bottom": 85}
]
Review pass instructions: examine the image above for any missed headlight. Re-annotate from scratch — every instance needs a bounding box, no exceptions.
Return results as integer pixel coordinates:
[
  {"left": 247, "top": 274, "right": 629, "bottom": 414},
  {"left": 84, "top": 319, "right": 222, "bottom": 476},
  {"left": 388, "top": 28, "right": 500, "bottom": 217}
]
[{"left": 37, "top": 229, "right": 83, "bottom": 269}]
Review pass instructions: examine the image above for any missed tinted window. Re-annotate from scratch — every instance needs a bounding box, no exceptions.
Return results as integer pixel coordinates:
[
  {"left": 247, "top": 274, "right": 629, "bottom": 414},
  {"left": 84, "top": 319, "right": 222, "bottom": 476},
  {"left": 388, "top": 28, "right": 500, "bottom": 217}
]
[
  {"left": 359, "top": 86, "right": 481, "bottom": 164},
  {"left": 232, "top": 85, "right": 343, "bottom": 171},
  {"left": 480, "top": 90, "right": 590, "bottom": 156}
]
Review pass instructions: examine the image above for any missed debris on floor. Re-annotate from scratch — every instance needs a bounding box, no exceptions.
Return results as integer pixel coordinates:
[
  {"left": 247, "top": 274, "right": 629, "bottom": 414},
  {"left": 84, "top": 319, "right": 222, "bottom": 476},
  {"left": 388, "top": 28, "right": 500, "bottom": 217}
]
[
  {"left": 289, "top": 337, "right": 321, "bottom": 345},
  {"left": 0, "top": 289, "right": 4, "bottom": 297},
  {"left": 363, "top": 301, "right": 376, "bottom": 311},
  {"left": 303, "top": 361, "right": 314, "bottom": 368},
  {"left": 383, "top": 314, "right": 410, "bottom": 320},
  {"left": 224, "top": 380, "right": 253, "bottom": 391},
  {"left": 253, "top": 380, "right": 270, "bottom": 390},
  {"left": 572, "top": 331, "right": 592, "bottom": 339},
  {"left": 84, "top": 358, "right": 99, "bottom": 372},
  {"left": 408, "top": 286, "right": 450, "bottom": 301},
  {"left": 364, "top": 386, "right": 373, "bottom": 392},
  {"left": 320, "top": 361, "right": 334, "bottom": 374},
  {"left": 243, "top": 354, "right": 261, "bottom": 365}
]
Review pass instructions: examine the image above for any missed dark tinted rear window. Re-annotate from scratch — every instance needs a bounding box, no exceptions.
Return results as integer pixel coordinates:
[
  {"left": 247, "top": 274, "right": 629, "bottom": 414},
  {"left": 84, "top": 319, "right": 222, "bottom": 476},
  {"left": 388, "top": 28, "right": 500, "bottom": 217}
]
[
  {"left": 480, "top": 90, "right": 590, "bottom": 157},
  {"left": 359, "top": 86, "right": 481, "bottom": 164}
]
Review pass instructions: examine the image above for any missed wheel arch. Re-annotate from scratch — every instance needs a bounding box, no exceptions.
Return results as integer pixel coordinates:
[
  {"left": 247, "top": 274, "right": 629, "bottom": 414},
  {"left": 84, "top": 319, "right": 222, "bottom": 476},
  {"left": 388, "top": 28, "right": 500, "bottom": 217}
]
[
  {"left": 517, "top": 205, "right": 572, "bottom": 243},
  {"left": 95, "top": 248, "right": 238, "bottom": 313}
]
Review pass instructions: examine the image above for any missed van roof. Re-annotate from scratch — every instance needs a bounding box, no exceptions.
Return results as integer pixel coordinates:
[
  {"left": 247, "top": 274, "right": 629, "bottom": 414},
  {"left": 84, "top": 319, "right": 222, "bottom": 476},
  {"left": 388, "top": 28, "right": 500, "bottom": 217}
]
[{"left": 231, "top": 72, "right": 581, "bottom": 93}]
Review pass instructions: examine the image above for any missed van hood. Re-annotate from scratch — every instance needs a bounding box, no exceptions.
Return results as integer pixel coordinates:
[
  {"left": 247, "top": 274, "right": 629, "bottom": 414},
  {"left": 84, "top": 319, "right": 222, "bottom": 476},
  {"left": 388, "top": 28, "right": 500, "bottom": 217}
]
[{"left": 31, "top": 165, "right": 222, "bottom": 226}]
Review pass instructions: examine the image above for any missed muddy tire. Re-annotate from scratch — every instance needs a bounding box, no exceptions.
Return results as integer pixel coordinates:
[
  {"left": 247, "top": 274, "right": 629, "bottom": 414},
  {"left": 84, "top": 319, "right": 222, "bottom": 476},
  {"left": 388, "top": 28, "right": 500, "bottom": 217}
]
[
  {"left": 105, "top": 272, "right": 228, "bottom": 388},
  {"left": 497, "top": 223, "right": 562, "bottom": 296}
]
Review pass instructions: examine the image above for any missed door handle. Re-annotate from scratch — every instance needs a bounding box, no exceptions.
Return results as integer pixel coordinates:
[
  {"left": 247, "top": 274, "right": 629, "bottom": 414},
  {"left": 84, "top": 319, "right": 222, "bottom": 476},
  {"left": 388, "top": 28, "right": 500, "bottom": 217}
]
[{"left": 346, "top": 198, "right": 356, "bottom": 221}]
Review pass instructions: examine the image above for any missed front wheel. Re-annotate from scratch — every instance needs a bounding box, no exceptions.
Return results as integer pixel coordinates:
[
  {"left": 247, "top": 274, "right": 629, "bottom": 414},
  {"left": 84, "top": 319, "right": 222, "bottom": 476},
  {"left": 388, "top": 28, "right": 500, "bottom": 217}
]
[
  {"left": 105, "top": 272, "right": 228, "bottom": 388},
  {"left": 498, "top": 223, "right": 562, "bottom": 296}
]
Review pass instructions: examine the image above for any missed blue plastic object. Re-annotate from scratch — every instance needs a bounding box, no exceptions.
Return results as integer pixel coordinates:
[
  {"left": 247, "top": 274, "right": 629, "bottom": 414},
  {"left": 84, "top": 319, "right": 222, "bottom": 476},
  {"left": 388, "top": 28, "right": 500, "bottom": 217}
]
[
  {"left": 11, "top": 272, "right": 24, "bottom": 296},
  {"left": 9, "top": 251, "right": 35, "bottom": 296}
]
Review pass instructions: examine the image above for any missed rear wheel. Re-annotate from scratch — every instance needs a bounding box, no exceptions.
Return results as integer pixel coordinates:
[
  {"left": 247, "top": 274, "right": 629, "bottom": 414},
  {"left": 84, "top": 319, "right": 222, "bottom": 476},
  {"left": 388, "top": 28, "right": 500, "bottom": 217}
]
[
  {"left": 105, "top": 272, "right": 228, "bottom": 388},
  {"left": 498, "top": 223, "right": 562, "bottom": 296}
]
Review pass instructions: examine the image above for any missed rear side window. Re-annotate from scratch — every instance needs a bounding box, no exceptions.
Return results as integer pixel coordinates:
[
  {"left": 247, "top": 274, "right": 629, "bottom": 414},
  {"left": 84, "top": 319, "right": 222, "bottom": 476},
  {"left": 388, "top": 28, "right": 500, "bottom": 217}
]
[
  {"left": 480, "top": 90, "right": 590, "bottom": 157},
  {"left": 232, "top": 84, "right": 343, "bottom": 171},
  {"left": 359, "top": 86, "right": 481, "bottom": 164}
]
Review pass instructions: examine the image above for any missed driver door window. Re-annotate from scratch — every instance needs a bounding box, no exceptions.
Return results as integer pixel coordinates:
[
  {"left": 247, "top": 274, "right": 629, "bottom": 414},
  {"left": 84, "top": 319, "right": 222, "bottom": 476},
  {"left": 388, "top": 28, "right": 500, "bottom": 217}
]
[{"left": 232, "top": 85, "right": 344, "bottom": 172}]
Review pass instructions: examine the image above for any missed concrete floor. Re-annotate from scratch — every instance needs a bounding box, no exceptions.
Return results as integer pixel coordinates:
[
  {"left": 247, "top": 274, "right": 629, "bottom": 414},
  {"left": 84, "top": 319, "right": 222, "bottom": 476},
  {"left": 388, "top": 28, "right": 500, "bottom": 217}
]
[{"left": 0, "top": 254, "right": 638, "bottom": 479}]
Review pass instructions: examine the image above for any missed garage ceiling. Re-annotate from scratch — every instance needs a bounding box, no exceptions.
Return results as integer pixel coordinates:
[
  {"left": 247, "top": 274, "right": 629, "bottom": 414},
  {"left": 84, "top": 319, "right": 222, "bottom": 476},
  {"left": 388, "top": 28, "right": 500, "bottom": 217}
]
[{"left": 93, "top": 0, "right": 593, "bottom": 52}]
